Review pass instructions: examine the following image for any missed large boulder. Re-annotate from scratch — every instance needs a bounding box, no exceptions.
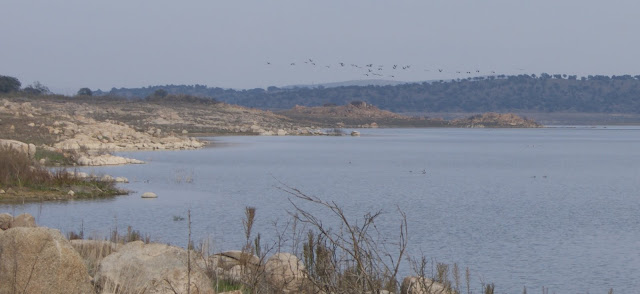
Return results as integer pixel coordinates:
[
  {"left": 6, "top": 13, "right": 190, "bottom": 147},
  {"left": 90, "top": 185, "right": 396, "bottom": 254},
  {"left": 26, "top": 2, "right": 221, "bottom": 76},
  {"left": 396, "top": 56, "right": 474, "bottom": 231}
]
[
  {"left": 94, "top": 241, "right": 214, "bottom": 294},
  {"left": 0, "top": 213, "right": 12, "bottom": 230},
  {"left": 401, "top": 276, "right": 450, "bottom": 294},
  {"left": 0, "top": 227, "right": 95, "bottom": 294},
  {"left": 10, "top": 213, "right": 36, "bottom": 228},
  {"left": 264, "top": 253, "right": 307, "bottom": 293},
  {"left": 0, "top": 139, "right": 36, "bottom": 158},
  {"left": 70, "top": 239, "right": 121, "bottom": 277}
]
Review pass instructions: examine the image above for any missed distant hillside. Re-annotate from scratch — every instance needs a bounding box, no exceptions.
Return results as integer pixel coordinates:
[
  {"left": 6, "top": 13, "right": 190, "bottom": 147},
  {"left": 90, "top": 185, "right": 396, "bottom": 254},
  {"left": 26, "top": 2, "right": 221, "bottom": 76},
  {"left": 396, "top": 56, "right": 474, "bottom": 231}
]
[{"left": 96, "top": 74, "right": 640, "bottom": 113}]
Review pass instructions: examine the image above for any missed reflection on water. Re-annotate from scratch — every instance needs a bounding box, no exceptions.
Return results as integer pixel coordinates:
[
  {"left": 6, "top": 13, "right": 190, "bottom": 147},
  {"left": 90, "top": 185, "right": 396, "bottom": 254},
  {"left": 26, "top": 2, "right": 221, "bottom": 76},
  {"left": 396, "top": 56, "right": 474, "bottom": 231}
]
[{"left": 3, "top": 127, "right": 640, "bottom": 293}]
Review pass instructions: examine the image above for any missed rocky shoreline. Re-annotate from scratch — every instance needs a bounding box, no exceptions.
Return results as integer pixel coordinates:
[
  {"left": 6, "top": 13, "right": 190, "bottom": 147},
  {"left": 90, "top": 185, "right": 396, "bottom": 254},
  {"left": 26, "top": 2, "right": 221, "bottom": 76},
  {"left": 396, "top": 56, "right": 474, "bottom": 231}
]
[
  {"left": 1, "top": 96, "right": 541, "bottom": 167},
  {"left": 0, "top": 213, "right": 450, "bottom": 294},
  {"left": 0, "top": 97, "right": 334, "bottom": 166}
]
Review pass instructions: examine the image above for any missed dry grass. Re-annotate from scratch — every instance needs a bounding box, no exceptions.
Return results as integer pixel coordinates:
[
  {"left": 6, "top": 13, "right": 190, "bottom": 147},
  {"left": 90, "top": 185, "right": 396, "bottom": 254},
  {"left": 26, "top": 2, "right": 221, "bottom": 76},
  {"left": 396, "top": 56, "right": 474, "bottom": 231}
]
[{"left": 0, "top": 147, "right": 123, "bottom": 202}]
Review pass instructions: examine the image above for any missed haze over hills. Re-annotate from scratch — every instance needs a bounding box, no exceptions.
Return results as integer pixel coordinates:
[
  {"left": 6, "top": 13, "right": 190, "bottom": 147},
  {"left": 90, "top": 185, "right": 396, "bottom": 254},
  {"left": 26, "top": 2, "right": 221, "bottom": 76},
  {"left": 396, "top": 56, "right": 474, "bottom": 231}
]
[{"left": 96, "top": 73, "right": 640, "bottom": 117}]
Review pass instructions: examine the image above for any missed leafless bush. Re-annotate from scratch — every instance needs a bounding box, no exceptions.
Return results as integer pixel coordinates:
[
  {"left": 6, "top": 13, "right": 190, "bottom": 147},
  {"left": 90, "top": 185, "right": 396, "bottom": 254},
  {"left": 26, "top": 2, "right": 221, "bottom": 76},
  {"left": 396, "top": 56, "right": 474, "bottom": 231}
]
[{"left": 280, "top": 184, "right": 408, "bottom": 294}]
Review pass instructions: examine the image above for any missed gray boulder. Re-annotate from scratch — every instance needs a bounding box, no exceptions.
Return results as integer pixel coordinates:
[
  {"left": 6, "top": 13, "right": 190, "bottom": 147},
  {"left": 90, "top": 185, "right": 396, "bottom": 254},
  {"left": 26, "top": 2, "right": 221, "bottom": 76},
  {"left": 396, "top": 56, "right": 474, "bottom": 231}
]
[
  {"left": 94, "top": 241, "right": 214, "bottom": 294},
  {"left": 0, "top": 227, "right": 94, "bottom": 294}
]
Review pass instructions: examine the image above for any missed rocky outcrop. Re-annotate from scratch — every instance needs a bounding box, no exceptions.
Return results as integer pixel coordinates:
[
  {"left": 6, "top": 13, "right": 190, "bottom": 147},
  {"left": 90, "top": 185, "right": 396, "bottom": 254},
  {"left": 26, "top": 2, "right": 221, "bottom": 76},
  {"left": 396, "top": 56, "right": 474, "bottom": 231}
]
[
  {"left": 265, "top": 253, "right": 307, "bottom": 293},
  {"left": 0, "top": 139, "right": 36, "bottom": 158},
  {"left": 0, "top": 227, "right": 95, "bottom": 294},
  {"left": 53, "top": 118, "right": 205, "bottom": 152},
  {"left": 401, "top": 276, "right": 451, "bottom": 294},
  {"left": 76, "top": 154, "right": 145, "bottom": 166},
  {"left": 94, "top": 241, "right": 214, "bottom": 294},
  {"left": 9, "top": 213, "right": 36, "bottom": 228}
]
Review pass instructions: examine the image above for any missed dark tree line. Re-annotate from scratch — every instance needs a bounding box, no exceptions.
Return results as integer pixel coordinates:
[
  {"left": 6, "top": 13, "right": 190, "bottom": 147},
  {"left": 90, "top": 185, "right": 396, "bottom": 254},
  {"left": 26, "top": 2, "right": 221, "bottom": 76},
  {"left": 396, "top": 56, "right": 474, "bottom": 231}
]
[{"left": 68, "top": 73, "right": 640, "bottom": 114}]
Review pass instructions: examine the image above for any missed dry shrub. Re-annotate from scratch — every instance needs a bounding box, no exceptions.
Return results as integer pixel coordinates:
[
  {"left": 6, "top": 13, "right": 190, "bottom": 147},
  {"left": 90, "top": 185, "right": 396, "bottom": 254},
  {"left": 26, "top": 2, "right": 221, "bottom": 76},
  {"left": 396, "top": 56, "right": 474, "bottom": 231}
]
[
  {"left": 0, "top": 146, "right": 118, "bottom": 196},
  {"left": 0, "top": 146, "right": 50, "bottom": 188}
]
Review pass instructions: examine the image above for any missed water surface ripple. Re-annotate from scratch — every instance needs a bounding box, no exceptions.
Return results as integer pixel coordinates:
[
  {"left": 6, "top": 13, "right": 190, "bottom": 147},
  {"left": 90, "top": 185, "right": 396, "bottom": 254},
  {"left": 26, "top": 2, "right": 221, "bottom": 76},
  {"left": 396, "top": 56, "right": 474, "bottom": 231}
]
[{"left": 3, "top": 127, "right": 639, "bottom": 293}]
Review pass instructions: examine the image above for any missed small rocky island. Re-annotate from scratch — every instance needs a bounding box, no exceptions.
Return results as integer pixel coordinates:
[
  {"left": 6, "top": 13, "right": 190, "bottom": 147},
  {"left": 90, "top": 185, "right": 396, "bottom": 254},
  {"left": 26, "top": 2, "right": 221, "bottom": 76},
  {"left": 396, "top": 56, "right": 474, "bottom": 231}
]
[{"left": 280, "top": 100, "right": 540, "bottom": 128}]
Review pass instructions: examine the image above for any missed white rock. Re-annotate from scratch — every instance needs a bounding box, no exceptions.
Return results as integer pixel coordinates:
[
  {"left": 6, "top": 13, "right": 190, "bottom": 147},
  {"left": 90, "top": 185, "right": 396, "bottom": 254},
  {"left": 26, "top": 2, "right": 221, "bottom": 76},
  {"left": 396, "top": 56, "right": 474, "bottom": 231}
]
[
  {"left": 115, "top": 177, "right": 129, "bottom": 183},
  {"left": 0, "top": 139, "right": 36, "bottom": 158},
  {"left": 276, "top": 129, "right": 287, "bottom": 136},
  {"left": 101, "top": 175, "right": 115, "bottom": 182},
  {"left": 68, "top": 190, "right": 75, "bottom": 197},
  {"left": 351, "top": 131, "right": 361, "bottom": 136},
  {"left": 141, "top": 192, "right": 158, "bottom": 198},
  {"left": 76, "top": 154, "right": 144, "bottom": 166}
]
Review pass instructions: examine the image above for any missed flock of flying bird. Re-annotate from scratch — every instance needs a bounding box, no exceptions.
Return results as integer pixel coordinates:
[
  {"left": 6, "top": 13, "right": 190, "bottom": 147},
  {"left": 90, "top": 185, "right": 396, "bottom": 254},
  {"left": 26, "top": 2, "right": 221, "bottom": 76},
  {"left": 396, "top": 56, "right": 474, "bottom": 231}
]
[{"left": 266, "top": 59, "right": 503, "bottom": 79}]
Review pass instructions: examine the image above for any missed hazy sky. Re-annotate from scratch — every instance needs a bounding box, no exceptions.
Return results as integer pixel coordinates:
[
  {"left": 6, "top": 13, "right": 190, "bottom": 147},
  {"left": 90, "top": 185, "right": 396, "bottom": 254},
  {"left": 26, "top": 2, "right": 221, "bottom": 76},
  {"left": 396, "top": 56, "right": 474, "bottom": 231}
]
[{"left": 2, "top": 0, "right": 640, "bottom": 94}]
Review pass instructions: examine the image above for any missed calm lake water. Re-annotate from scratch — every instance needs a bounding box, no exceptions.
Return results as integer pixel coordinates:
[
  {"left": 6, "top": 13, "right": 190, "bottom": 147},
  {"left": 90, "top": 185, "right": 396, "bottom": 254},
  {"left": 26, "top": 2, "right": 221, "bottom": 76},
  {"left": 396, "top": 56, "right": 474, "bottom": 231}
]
[{"left": 3, "top": 127, "right": 640, "bottom": 293}]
